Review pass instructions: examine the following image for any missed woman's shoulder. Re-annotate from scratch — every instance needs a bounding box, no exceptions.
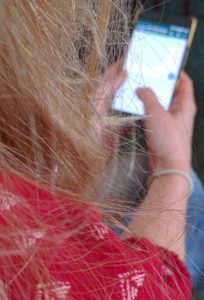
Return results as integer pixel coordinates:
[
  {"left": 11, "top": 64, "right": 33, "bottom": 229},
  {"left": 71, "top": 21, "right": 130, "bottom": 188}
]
[{"left": 0, "top": 174, "right": 192, "bottom": 299}]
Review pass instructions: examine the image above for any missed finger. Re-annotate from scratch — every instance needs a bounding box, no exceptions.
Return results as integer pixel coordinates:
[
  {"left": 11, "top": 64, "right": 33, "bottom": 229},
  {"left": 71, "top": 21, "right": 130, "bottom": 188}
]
[
  {"left": 95, "top": 70, "right": 126, "bottom": 114},
  {"left": 105, "top": 58, "right": 124, "bottom": 80},
  {"left": 177, "top": 72, "right": 194, "bottom": 97},
  {"left": 112, "top": 70, "right": 127, "bottom": 91},
  {"left": 173, "top": 73, "right": 193, "bottom": 102},
  {"left": 171, "top": 72, "right": 196, "bottom": 114},
  {"left": 136, "top": 88, "right": 164, "bottom": 115},
  {"left": 102, "top": 70, "right": 126, "bottom": 100}
]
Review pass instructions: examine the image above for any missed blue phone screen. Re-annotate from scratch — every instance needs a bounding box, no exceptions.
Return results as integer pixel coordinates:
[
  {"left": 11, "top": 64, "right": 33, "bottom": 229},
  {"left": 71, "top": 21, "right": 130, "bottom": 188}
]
[{"left": 112, "top": 20, "right": 189, "bottom": 115}]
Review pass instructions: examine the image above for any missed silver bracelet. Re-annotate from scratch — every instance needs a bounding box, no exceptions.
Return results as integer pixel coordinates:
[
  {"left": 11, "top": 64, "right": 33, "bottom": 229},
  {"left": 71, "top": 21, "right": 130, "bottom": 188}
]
[{"left": 152, "top": 168, "right": 193, "bottom": 196}]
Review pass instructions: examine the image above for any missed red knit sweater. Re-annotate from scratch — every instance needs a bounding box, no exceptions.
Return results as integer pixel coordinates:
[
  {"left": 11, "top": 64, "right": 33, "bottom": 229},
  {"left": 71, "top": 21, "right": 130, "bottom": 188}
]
[{"left": 0, "top": 176, "right": 192, "bottom": 299}]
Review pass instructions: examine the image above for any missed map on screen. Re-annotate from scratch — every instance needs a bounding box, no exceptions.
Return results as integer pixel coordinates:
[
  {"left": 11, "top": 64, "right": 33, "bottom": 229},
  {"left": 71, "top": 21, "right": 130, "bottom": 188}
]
[{"left": 113, "top": 20, "right": 189, "bottom": 115}]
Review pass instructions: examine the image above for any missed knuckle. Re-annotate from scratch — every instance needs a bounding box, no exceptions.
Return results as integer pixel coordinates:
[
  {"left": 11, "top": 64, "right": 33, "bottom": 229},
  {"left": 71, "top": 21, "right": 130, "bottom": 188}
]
[
  {"left": 191, "top": 98, "right": 197, "bottom": 114},
  {"left": 189, "top": 104, "right": 197, "bottom": 119},
  {"left": 184, "top": 72, "right": 193, "bottom": 83},
  {"left": 187, "top": 76, "right": 193, "bottom": 86},
  {"left": 193, "top": 103, "right": 197, "bottom": 116}
]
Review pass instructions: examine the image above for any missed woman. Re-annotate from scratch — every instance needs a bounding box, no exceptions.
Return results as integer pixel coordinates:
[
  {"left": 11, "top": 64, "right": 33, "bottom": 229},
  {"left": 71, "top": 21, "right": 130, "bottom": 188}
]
[{"left": 0, "top": 1, "right": 197, "bottom": 299}]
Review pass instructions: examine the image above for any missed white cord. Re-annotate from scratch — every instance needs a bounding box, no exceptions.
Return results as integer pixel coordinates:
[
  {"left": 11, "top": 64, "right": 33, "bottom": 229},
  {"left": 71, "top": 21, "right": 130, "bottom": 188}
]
[{"left": 152, "top": 168, "right": 193, "bottom": 196}]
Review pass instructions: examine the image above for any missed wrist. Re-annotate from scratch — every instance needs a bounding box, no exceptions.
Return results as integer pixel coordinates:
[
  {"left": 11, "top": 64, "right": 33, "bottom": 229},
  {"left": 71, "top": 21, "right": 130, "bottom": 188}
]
[
  {"left": 153, "top": 158, "right": 191, "bottom": 174},
  {"left": 151, "top": 168, "right": 193, "bottom": 196},
  {"left": 147, "top": 171, "right": 191, "bottom": 210}
]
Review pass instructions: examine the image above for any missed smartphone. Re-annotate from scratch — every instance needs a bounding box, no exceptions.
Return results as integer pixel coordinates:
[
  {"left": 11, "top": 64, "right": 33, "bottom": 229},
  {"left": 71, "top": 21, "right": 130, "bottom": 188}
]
[{"left": 112, "top": 13, "right": 197, "bottom": 116}]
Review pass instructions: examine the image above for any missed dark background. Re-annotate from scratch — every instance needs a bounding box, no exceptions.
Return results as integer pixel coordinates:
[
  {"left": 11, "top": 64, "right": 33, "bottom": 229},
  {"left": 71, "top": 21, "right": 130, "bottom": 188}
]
[{"left": 134, "top": 0, "right": 204, "bottom": 182}]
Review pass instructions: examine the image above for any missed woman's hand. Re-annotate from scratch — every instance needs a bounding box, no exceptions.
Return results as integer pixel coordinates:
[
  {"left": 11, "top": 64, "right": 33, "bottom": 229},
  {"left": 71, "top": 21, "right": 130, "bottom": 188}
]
[
  {"left": 137, "top": 72, "right": 197, "bottom": 173},
  {"left": 125, "top": 73, "right": 196, "bottom": 260}
]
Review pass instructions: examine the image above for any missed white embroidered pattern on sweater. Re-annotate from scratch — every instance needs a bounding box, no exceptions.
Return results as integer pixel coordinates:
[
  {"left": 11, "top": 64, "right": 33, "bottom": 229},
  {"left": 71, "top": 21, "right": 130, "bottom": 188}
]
[
  {"left": 118, "top": 269, "right": 145, "bottom": 300},
  {"left": 36, "top": 281, "right": 71, "bottom": 300}
]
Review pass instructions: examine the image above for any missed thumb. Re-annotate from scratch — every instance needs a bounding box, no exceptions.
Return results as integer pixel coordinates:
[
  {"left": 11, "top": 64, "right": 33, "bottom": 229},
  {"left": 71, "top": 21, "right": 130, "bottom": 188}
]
[{"left": 136, "top": 88, "right": 163, "bottom": 114}]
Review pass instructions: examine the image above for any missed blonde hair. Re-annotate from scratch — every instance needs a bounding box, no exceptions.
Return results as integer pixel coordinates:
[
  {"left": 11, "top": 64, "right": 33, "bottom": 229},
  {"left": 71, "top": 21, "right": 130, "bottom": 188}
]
[
  {"left": 0, "top": 0, "right": 134, "bottom": 196},
  {"left": 0, "top": 1, "right": 139, "bottom": 298}
]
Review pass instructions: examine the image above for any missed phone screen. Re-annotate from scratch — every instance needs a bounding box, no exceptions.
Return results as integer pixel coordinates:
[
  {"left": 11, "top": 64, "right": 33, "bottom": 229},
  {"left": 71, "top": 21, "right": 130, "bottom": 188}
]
[{"left": 112, "top": 19, "right": 190, "bottom": 115}]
